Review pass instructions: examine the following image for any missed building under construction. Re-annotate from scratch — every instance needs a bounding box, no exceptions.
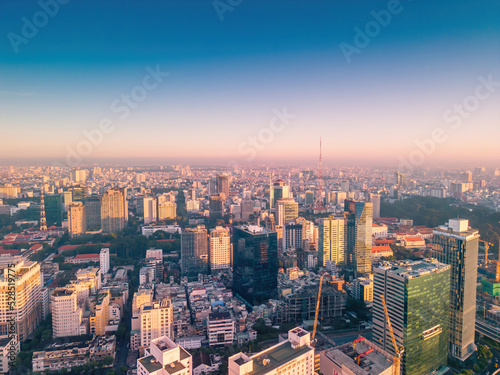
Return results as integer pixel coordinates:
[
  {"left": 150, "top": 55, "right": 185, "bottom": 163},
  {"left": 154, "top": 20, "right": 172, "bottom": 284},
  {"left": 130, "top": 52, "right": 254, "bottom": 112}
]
[
  {"left": 283, "top": 285, "right": 346, "bottom": 322},
  {"left": 320, "top": 337, "right": 394, "bottom": 375}
]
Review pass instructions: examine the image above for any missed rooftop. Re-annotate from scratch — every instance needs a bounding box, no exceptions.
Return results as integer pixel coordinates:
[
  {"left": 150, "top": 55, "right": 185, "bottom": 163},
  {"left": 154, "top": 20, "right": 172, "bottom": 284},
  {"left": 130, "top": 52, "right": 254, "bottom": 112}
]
[
  {"left": 248, "top": 340, "right": 312, "bottom": 375},
  {"left": 377, "top": 259, "right": 450, "bottom": 279}
]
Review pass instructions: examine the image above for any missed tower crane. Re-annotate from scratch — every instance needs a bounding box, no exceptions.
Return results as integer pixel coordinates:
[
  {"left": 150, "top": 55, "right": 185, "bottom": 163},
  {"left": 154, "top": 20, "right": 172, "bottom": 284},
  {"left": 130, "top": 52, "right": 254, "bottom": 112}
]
[
  {"left": 312, "top": 275, "right": 324, "bottom": 374},
  {"left": 380, "top": 294, "right": 403, "bottom": 375},
  {"left": 480, "top": 239, "right": 494, "bottom": 266}
]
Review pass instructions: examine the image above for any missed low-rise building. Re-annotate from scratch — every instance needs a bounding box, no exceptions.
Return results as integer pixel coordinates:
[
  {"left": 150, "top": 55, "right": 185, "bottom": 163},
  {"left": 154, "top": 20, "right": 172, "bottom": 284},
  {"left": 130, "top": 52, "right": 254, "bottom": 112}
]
[
  {"left": 207, "top": 311, "right": 235, "bottom": 347},
  {"left": 137, "top": 335, "right": 192, "bottom": 375}
]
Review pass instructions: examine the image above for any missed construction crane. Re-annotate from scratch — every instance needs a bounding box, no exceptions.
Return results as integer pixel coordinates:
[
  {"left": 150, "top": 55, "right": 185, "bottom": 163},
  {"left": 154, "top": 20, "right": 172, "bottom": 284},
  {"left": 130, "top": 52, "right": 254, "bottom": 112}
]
[
  {"left": 380, "top": 294, "right": 403, "bottom": 375},
  {"left": 312, "top": 275, "right": 324, "bottom": 342},
  {"left": 480, "top": 239, "right": 494, "bottom": 266},
  {"left": 355, "top": 348, "right": 374, "bottom": 365},
  {"left": 353, "top": 336, "right": 365, "bottom": 351},
  {"left": 312, "top": 276, "right": 324, "bottom": 374}
]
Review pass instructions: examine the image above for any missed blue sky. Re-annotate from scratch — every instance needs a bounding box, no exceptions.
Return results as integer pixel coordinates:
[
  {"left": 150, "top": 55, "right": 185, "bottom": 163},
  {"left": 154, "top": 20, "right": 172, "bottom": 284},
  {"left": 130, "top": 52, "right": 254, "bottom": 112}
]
[{"left": 1, "top": 0, "right": 499, "bottom": 167}]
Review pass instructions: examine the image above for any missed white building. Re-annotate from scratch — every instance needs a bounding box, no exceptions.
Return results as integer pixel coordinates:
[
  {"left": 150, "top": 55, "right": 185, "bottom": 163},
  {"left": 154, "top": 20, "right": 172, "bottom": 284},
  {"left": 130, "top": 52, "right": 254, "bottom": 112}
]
[
  {"left": 229, "top": 327, "right": 315, "bottom": 375},
  {"left": 139, "top": 299, "right": 173, "bottom": 350},
  {"left": 100, "top": 248, "right": 110, "bottom": 275},
  {"left": 51, "top": 288, "right": 83, "bottom": 338},
  {"left": 207, "top": 311, "right": 235, "bottom": 347},
  {"left": 209, "top": 226, "right": 231, "bottom": 271},
  {"left": 137, "top": 335, "right": 192, "bottom": 375},
  {"left": 146, "top": 249, "right": 163, "bottom": 261},
  {"left": 144, "top": 197, "right": 158, "bottom": 224}
]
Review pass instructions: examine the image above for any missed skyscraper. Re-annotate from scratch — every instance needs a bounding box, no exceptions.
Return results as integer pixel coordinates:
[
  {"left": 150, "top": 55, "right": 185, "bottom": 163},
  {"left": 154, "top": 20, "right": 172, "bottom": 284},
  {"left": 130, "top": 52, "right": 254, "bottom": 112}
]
[
  {"left": 432, "top": 218, "right": 480, "bottom": 363},
  {"left": 369, "top": 193, "right": 381, "bottom": 219},
  {"left": 143, "top": 196, "right": 157, "bottom": 224},
  {"left": 270, "top": 179, "right": 290, "bottom": 209},
  {"left": 158, "top": 201, "right": 176, "bottom": 220},
  {"left": 275, "top": 198, "right": 299, "bottom": 227},
  {"left": 209, "top": 226, "right": 231, "bottom": 271},
  {"left": 51, "top": 288, "right": 83, "bottom": 338},
  {"left": 84, "top": 195, "right": 101, "bottom": 230},
  {"left": 0, "top": 261, "right": 42, "bottom": 341},
  {"left": 216, "top": 174, "right": 230, "bottom": 199},
  {"left": 100, "top": 248, "right": 110, "bottom": 275},
  {"left": 344, "top": 199, "right": 373, "bottom": 274},
  {"left": 209, "top": 194, "right": 225, "bottom": 219},
  {"left": 283, "top": 221, "right": 303, "bottom": 251},
  {"left": 233, "top": 225, "right": 278, "bottom": 304},
  {"left": 373, "top": 260, "right": 451, "bottom": 375},
  {"left": 318, "top": 215, "right": 345, "bottom": 266},
  {"left": 101, "top": 188, "right": 128, "bottom": 233},
  {"left": 181, "top": 226, "right": 208, "bottom": 279},
  {"left": 68, "top": 202, "right": 86, "bottom": 238}
]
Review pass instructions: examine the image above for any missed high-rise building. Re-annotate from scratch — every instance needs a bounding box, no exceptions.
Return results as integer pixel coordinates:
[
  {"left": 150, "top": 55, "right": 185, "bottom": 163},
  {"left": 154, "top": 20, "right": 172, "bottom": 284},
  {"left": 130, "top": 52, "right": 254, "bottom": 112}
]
[
  {"left": 240, "top": 199, "right": 254, "bottom": 221},
  {"left": 51, "top": 288, "right": 83, "bottom": 338},
  {"left": 229, "top": 327, "right": 315, "bottom": 375},
  {"left": 137, "top": 335, "right": 192, "bottom": 375},
  {"left": 270, "top": 179, "right": 290, "bottom": 209},
  {"left": 158, "top": 201, "right": 176, "bottom": 220},
  {"left": 101, "top": 188, "right": 128, "bottom": 233},
  {"left": 369, "top": 193, "right": 381, "bottom": 219},
  {"left": 44, "top": 193, "right": 63, "bottom": 226},
  {"left": 209, "top": 226, "right": 231, "bottom": 271},
  {"left": 304, "top": 190, "right": 315, "bottom": 206},
  {"left": 0, "top": 261, "right": 42, "bottom": 341},
  {"left": 100, "top": 248, "right": 110, "bottom": 275},
  {"left": 233, "top": 225, "right": 278, "bottom": 304},
  {"left": 373, "top": 260, "right": 450, "bottom": 375},
  {"left": 432, "top": 218, "right": 480, "bottom": 362},
  {"left": 68, "top": 202, "right": 86, "bottom": 238},
  {"left": 344, "top": 199, "right": 373, "bottom": 274},
  {"left": 209, "top": 194, "right": 225, "bottom": 219},
  {"left": 143, "top": 197, "right": 158, "bottom": 224},
  {"left": 90, "top": 290, "right": 110, "bottom": 336},
  {"left": 318, "top": 215, "right": 345, "bottom": 267},
  {"left": 216, "top": 174, "right": 230, "bottom": 199},
  {"left": 181, "top": 226, "right": 208, "bottom": 279},
  {"left": 84, "top": 195, "right": 101, "bottom": 230},
  {"left": 283, "top": 221, "right": 303, "bottom": 251},
  {"left": 275, "top": 198, "right": 299, "bottom": 227},
  {"left": 69, "top": 185, "right": 87, "bottom": 202},
  {"left": 139, "top": 299, "right": 173, "bottom": 349}
]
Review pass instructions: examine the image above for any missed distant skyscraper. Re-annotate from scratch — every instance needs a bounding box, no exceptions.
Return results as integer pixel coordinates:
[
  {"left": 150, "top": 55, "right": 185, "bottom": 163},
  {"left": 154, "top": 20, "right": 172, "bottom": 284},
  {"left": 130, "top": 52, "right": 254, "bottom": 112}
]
[
  {"left": 68, "top": 202, "right": 86, "bottom": 238},
  {"left": 101, "top": 188, "right": 128, "bottom": 233},
  {"left": 432, "top": 219, "right": 480, "bottom": 363},
  {"left": 181, "top": 226, "right": 208, "bottom": 279},
  {"left": 143, "top": 196, "right": 157, "bottom": 224},
  {"left": 394, "top": 172, "right": 406, "bottom": 187},
  {"left": 51, "top": 288, "right": 83, "bottom": 338},
  {"left": 233, "top": 225, "right": 278, "bottom": 304},
  {"left": 158, "top": 201, "right": 176, "bottom": 220},
  {"left": 373, "top": 260, "right": 450, "bottom": 375},
  {"left": 318, "top": 215, "right": 345, "bottom": 267},
  {"left": 209, "top": 226, "right": 231, "bottom": 271},
  {"left": 270, "top": 179, "right": 290, "bottom": 209},
  {"left": 216, "top": 174, "right": 230, "bottom": 199},
  {"left": 209, "top": 194, "right": 225, "bottom": 219},
  {"left": 276, "top": 198, "right": 299, "bottom": 227},
  {"left": 240, "top": 199, "right": 254, "bottom": 221},
  {"left": 84, "top": 195, "right": 101, "bottom": 230},
  {"left": 369, "top": 193, "right": 381, "bottom": 219},
  {"left": 283, "top": 221, "right": 303, "bottom": 251},
  {"left": 100, "top": 248, "right": 110, "bottom": 275},
  {"left": 344, "top": 199, "right": 373, "bottom": 274},
  {"left": 44, "top": 193, "right": 62, "bottom": 226},
  {"left": 304, "top": 190, "right": 314, "bottom": 206}
]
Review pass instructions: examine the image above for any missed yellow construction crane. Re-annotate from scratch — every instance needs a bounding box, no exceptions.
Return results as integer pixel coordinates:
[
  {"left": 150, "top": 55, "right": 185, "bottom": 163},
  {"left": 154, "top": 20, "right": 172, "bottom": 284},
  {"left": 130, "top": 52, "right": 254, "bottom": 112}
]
[
  {"left": 480, "top": 239, "right": 494, "bottom": 266},
  {"left": 312, "top": 275, "right": 324, "bottom": 342},
  {"left": 381, "top": 294, "right": 403, "bottom": 375},
  {"left": 312, "top": 276, "right": 324, "bottom": 374}
]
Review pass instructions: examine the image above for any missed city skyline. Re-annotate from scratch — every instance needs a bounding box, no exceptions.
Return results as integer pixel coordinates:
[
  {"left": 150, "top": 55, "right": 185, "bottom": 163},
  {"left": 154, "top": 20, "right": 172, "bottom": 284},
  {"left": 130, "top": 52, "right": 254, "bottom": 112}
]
[{"left": 1, "top": 0, "right": 499, "bottom": 167}]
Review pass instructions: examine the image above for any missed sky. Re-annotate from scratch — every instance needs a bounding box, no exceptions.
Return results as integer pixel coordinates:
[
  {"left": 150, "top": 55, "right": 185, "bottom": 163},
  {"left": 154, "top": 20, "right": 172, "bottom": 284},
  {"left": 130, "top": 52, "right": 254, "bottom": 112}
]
[{"left": 0, "top": 0, "right": 499, "bottom": 168}]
